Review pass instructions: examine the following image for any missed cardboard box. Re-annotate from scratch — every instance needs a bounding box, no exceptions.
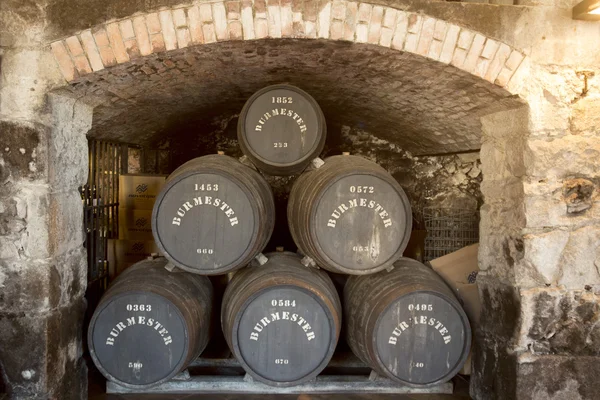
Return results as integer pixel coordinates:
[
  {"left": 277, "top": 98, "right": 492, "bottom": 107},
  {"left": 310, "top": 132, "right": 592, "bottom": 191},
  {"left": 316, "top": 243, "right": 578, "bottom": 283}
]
[
  {"left": 430, "top": 243, "right": 479, "bottom": 287},
  {"left": 118, "top": 208, "right": 154, "bottom": 240},
  {"left": 430, "top": 243, "right": 481, "bottom": 376},
  {"left": 108, "top": 239, "right": 161, "bottom": 279},
  {"left": 119, "top": 174, "right": 166, "bottom": 210}
]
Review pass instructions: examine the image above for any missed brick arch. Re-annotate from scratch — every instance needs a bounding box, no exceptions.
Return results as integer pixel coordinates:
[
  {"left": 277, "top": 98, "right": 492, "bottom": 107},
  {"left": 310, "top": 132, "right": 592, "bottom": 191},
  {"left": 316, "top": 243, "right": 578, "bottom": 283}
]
[{"left": 50, "top": 0, "right": 527, "bottom": 96}]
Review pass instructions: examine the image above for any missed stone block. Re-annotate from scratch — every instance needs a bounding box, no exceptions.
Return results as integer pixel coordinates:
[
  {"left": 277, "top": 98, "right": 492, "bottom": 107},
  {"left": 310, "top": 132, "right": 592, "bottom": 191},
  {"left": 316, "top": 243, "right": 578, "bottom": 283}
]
[
  {"left": 570, "top": 96, "right": 600, "bottom": 136},
  {"left": 477, "top": 278, "right": 521, "bottom": 339},
  {"left": 48, "top": 94, "right": 92, "bottom": 191},
  {"left": 473, "top": 349, "right": 600, "bottom": 400},
  {"left": 519, "top": 230, "right": 569, "bottom": 286},
  {"left": 519, "top": 288, "right": 600, "bottom": 356},
  {"left": 471, "top": 336, "right": 518, "bottom": 400},
  {"left": 0, "top": 49, "right": 64, "bottom": 121},
  {"left": 0, "top": 298, "right": 87, "bottom": 399},
  {"left": 0, "top": 120, "right": 48, "bottom": 182},
  {"left": 0, "top": 248, "right": 86, "bottom": 313},
  {"left": 515, "top": 354, "right": 600, "bottom": 400},
  {"left": 526, "top": 136, "right": 600, "bottom": 179},
  {"left": 48, "top": 190, "right": 85, "bottom": 256}
]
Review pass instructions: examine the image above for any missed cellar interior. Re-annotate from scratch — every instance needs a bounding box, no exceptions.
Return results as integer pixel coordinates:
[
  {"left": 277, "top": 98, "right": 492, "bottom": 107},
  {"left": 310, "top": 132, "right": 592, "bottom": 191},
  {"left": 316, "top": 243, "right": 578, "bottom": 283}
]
[
  {"left": 2, "top": 0, "right": 600, "bottom": 399},
  {"left": 74, "top": 40, "right": 503, "bottom": 394}
]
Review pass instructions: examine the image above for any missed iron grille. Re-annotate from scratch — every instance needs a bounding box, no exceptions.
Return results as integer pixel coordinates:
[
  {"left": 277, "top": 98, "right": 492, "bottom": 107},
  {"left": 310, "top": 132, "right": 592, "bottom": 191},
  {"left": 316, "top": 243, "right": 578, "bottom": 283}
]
[{"left": 423, "top": 207, "right": 479, "bottom": 262}]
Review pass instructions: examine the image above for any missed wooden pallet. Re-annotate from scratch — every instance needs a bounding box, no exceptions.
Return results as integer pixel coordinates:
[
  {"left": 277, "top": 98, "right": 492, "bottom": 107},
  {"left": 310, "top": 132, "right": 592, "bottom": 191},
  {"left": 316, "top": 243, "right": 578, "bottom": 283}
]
[{"left": 107, "top": 356, "right": 454, "bottom": 395}]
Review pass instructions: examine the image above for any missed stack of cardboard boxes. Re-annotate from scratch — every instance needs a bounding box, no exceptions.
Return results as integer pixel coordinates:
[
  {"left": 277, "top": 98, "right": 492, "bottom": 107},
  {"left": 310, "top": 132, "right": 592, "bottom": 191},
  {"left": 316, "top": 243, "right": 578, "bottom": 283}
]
[{"left": 107, "top": 174, "right": 166, "bottom": 279}]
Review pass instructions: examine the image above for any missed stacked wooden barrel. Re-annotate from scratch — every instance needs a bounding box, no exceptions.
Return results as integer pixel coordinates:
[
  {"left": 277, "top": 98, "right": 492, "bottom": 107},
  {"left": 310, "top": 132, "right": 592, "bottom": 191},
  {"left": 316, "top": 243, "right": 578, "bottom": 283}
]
[
  {"left": 222, "top": 251, "right": 341, "bottom": 386},
  {"left": 88, "top": 257, "right": 213, "bottom": 389},
  {"left": 345, "top": 258, "right": 471, "bottom": 387},
  {"left": 88, "top": 84, "right": 473, "bottom": 390},
  {"left": 288, "top": 155, "right": 413, "bottom": 275},
  {"left": 151, "top": 154, "right": 275, "bottom": 275},
  {"left": 237, "top": 84, "right": 326, "bottom": 176}
]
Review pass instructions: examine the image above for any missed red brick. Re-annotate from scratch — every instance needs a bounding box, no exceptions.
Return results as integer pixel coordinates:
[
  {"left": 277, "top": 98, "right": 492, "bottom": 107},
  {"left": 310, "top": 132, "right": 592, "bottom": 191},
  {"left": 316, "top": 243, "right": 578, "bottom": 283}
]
[
  {"left": 92, "top": 28, "right": 117, "bottom": 66},
  {"left": 255, "top": 18, "right": 269, "bottom": 39},
  {"left": 187, "top": 6, "right": 205, "bottom": 44},
  {"left": 344, "top": 1, "right": 358, "bottom": 41},
  {"left": 51, "top": 41, "right": 78, "bottom": 81},
  {"left": 332, "top": 0, "right": 345, "bottom": 20},
  {"left": 330, "top": 19, "right": 344, "bottom": 40},
  {"left": 172, "top": 8, "right": 188, "bottom": 28},
  {"left": 367, "top": 6, "right": 383, "bottom": 45},
  {"left": 229, "top": 21, "right": 243, "bottom": 39},
  {"left": 304, "top": 0, "right": 318, "bottom": 22},
  {"left": 79, "top": 30, "right": 104, "bottom": 71},
  {"left": 146, "top": 13, "right": 162, "bottom": 34},
  {"left": 281, "top": 0, "right": 294, "bottom": 37},
  {"left": 132, "top": 16, "right": 152, "bottom": 55},
  {"left": 226, "top": 1, "right": 241, "bottom": 19},
  {"left": 106, "top": 22, "right": 130, "bottom": 63},
  {"left": 318, "top": 1, "right": 331, "bottom": 39},
  {"left": 176, "top": 28, "right": 192, "bottom": 48},
  {"left": 158, "top": 10, "right": 178, "bottom": 51},
  {"left": 150, "top": 33, "right": 166, "bottom": 53}
]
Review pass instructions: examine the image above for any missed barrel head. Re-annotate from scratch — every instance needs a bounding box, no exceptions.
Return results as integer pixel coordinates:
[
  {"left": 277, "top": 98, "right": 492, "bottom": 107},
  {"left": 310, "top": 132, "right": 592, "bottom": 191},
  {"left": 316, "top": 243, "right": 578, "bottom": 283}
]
[
  {"left": 240, "top": 86, "right": 323, "bottom": 168},
  {"left": 153, "top": 172, "right": 256, "bottom": 273},
  {"left": 313, "top": 174, "right": 410, "bottom": 273},
  {"left": 374, "top": 291, "right": 470, "bottom": 386},
  {"left": 234, "top": 286, "right": 334, "bottom": 385},
  {"left": 89, "top": 292, "right": 188, "bottom": 388}
]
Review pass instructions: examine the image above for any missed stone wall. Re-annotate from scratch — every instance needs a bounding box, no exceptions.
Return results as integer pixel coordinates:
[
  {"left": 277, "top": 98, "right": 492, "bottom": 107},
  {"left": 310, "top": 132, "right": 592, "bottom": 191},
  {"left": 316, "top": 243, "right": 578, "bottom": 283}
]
[
  {"left": 0, "top": 3, "right": 92, "bottom": 394},
  {"left": 2, "top": 0, "right": 600, "bottom": 399}
]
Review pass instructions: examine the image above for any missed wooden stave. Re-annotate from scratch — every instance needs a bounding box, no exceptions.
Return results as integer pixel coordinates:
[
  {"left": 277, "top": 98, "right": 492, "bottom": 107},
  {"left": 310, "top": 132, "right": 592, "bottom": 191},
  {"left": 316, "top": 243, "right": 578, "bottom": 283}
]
[
  {"left": 344, "top": 257, "right": 471, "bottom": 388},
  {"left": 151, "top": 154, "right": 275, "bottom": 275},
  {"left": 88, "top": 257, "right": 213, "bottom": 389},
  {"left": 237, "top": 84, "right": 327, "bottom": 176},
  {"left": 288, "top": 155, "right": 413, "bottom": 275},
  {"left": 221, "top": 252, "right": 342, "bottom": 387}
]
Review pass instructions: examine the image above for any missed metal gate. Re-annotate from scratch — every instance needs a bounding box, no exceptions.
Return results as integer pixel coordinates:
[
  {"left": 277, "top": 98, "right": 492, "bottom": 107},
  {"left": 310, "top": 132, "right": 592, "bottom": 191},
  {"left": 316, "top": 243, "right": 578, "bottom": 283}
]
[{"left": 80, "top": 140, "right": 124, "bottom": 298}]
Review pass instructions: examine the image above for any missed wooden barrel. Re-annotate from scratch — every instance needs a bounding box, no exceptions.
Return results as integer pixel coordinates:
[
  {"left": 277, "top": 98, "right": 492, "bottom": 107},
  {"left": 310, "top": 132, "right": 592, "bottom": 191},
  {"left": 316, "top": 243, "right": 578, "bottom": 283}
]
[
  {"left": 287, "top": 155, "right": 412, "bottom": 275},
  {"left": 344, "top": 258, "right": 471, "bottom": 387},
  {"left": 221, "top": 251, "right": 341, "bottom": 386},
  {"left": 237, "top": 84, "right": 326, "bottom": 176},
  {"left": 152, "top": 154, "right": 275, "bottom": 275},
  {"left": 88, "top": 257, "right": 213, "bottom": 389}
]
